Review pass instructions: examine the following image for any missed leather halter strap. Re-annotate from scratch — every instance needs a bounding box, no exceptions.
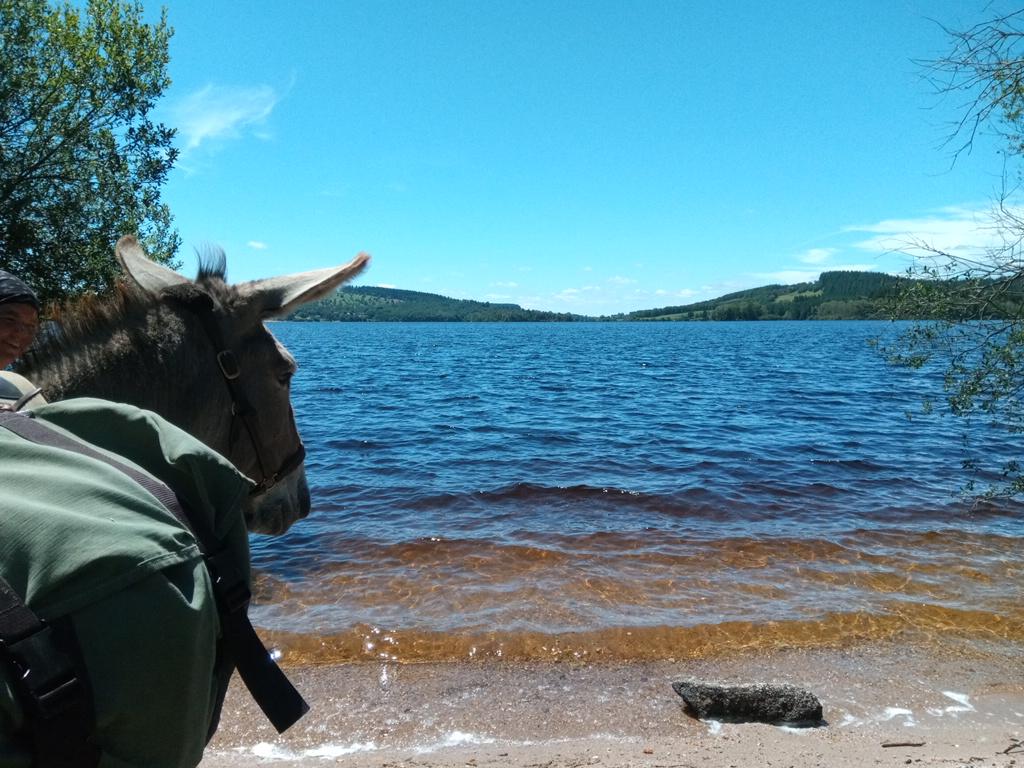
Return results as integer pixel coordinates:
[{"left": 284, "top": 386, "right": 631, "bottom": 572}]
[{"left": 189, "top": 299, "right": 305, "bottom": 495}]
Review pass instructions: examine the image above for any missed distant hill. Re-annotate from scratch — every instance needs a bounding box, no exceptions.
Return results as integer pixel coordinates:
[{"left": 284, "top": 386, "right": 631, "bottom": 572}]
[
  {"left": 621, "top": 271, "right": 910, "bottom": 321},
  {"left": 288, "top": 285, "right": 585, "bottom": 322},
  {"left": 288, "top": 270, "right": 1005, "bottom": 322}
]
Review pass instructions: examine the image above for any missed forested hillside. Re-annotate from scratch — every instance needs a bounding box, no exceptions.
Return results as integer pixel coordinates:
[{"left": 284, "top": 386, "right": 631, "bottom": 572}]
[
  {"left": 288, "top": 285, "right": 583, "bottom": 322},
  {"left": 624, "top": 271, "right": 910, "bottom": 320},
  {"left": 287, "top": 271, "right": 1012, "bottom": 322}
]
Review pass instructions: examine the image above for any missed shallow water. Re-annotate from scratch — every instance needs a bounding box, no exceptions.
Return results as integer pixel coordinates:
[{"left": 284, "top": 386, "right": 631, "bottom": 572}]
[{"left": 251, "top": 321, "right": 1023, "bottom": 663}]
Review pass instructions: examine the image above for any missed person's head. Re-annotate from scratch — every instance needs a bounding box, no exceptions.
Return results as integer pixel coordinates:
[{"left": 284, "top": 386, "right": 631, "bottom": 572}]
[{"left": 0, "top": 270, "right": 40, "bottom": 368}]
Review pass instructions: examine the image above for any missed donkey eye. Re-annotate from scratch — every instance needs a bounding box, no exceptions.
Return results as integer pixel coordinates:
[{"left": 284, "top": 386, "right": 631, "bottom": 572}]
[{"left": 278, "top": 370, "right": 294, "bottom": 386}]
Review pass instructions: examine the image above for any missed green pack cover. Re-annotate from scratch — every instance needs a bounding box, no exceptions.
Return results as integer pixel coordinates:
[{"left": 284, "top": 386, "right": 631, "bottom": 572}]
[{"left": 0, "top": 398, "right": 254, "bottom": 768}]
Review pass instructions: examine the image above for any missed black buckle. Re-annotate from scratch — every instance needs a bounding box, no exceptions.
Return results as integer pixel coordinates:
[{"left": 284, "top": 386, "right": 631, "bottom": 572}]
[
  {"left": 216, "top": 350, "right": 241, "bottom": 380},
  {"left": 0, "top": 626, "right": 84, "bottom": 719}
]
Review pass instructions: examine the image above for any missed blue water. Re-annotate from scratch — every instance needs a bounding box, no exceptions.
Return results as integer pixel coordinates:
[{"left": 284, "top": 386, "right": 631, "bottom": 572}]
[{"left": 251, "top": 321, "right": 1023, "bottom": 663}]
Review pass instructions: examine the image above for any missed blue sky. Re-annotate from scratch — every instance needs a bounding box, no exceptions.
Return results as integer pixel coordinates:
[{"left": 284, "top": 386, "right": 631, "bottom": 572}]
[{"left": 149, "top": 0, "right": 1014, "bottom": 315}]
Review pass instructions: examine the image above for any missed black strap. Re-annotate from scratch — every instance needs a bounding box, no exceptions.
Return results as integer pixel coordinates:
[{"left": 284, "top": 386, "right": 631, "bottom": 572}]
[
  {"left": 190, "top": 305, "right": 273, "bottom": 487},
  {"left": 219, "top": 605, "right": 310, "bottom": 731},
  {"left": 0, "top": 410, "right": 309, "bottom": 739},
  {"left": 0, "top": 576, "right": 100, "bottom": 767},
  {"left": 188, "top": 302, "right": 306, "bottom": 496}
]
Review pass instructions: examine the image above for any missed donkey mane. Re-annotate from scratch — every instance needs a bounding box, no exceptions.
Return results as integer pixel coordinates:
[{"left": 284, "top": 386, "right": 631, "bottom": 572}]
[
  {"left": 195, "top": 246, "right": 228, "bottom": 284},
  {"left": 29, "top": 249, "right": 235, "bottom": 364}
]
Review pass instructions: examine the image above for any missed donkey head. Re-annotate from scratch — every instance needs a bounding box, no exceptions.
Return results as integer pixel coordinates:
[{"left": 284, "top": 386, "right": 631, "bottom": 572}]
[{"left": 116, "top": 236, "right": 369, "bottom": 534}]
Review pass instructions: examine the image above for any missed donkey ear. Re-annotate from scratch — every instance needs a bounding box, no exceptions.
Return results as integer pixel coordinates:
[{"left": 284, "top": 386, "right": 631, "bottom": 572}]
[
  {"left": 239, "top": 252, "right": 370, "bottom": 318},
  {"left": 116, "top": 235, "right": 190, "bottom": 295}
]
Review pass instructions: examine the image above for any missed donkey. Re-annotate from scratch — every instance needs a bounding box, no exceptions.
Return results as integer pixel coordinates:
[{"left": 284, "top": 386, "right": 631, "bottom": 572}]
[{"left": 17, "top": 235, "right": 369, "bottom": 534}]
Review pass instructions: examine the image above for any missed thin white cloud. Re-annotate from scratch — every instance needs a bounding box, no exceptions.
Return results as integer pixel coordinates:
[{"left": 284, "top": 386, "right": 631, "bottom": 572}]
[
  {"left": 491, "top": 281, "right": 519, "bottom": 288},
  {"left": 377, "top": 283, "right": 397, "bottom": 289},
  {"left": 551, "top": 285, "right": 601, "bottom": 304},
  {"left": 844, "top": 204, "right": 1024, "bottom": 258},
  {"left": 247, "top": 240, "right": 269, "bottom": 250},
  {"left": 607, "top": 275, "right": 636, "bottom": 285},
  {"left": 798, "top": 247, "right": 835, "bottom": 264},
  {"left": 655, "top": 288, "right": 700, "bottom": 299},
  {"left": 174, "top": 84, "right": 279, "bottom": 153}
]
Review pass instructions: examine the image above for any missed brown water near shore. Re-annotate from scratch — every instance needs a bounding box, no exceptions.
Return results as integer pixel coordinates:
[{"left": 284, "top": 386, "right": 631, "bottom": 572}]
[
  {"left": 253, "top": 526, "right": 1024, "bottom": 665},
  {"left": 264, "top": 608, "right": 1024, "bottom": 665}
]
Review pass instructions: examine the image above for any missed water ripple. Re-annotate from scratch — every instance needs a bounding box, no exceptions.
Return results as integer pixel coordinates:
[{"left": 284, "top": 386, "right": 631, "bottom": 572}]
[{"left": 256, "top": 321, "right": 1024, "bottom": 661}]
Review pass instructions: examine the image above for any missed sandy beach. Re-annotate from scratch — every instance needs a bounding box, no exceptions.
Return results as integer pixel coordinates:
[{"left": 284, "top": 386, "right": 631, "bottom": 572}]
[{"left": 200, "top": 639, "right": 1023, "bottom": 767}]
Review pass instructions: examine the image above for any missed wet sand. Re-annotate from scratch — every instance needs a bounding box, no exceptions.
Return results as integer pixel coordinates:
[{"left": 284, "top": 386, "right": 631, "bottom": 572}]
[{"left": 200, "top": 640, "right": 1023, "bottom": 767}]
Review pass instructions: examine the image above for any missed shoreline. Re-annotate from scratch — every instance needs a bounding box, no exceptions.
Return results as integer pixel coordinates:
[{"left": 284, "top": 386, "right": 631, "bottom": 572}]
[{"left": 200, "top": 639, "right": 1023, "bottom": 767}]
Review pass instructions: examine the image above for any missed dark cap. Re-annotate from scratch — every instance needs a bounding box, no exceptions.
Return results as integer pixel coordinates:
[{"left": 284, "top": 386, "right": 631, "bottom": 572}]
[{"left": 0, "top": 269, "right": 40, "bottom": 312}]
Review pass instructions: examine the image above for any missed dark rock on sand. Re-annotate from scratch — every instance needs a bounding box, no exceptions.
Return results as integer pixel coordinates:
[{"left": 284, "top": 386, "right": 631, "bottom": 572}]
[{"left": 672, "top": 681, "right": 823, "bottom": 726}]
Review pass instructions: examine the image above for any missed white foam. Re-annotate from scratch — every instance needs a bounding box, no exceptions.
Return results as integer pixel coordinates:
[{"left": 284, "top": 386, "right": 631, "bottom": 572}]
[
  {"left": 414, "top": 730, "right": 497, "bottom": 754},
  {"left": 444, "top": 731, "right": 494, "bottom": 747},
  {"left": 941, "top": 691, "right": 975, "bottom": 713},
  {"left": 251, "top": 743, "right": 295, "bottom": 760},
  {"left": 305, "top": 742, "right": 378, "bottom": 758},
  {"left": 881, "top": 707, "right": 912, "bottom": 719},
  {"left": 838, "top": 712, "right": 864, "bottom": 728},
  {"left": 778, "top": 724, "right": 814, "bottom": 734},
  {"left": 248, "top": 741, "right": 378, "bottom": 761},
  {"left": 926, "top": 692, "right": 975, "bottom": 718},
  {"left": 880, "top": 707, "right": 917, "bottom": 727}
]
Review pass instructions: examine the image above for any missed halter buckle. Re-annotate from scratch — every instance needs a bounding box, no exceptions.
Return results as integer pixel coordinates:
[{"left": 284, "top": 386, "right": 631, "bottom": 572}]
[{"left": 217, "top": 350, "right": 241, "bottom": 380}]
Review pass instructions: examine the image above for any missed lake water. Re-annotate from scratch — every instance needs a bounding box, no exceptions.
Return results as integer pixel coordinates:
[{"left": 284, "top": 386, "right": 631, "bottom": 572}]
[{"left": 252, "top": 321, "right": 1023, "bottom": 664}]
